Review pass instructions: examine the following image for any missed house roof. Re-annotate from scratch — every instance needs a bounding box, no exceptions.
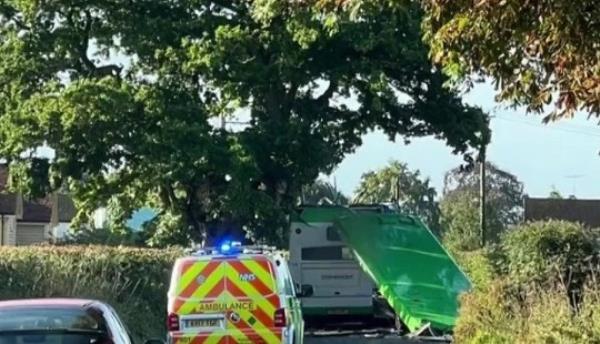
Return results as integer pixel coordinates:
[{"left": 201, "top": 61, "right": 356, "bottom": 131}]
[
  {"left": 0, "top": 193, "right": 16, "bottom": 215},
  {"left": 524, "top": 197, "right": 600, "bottom": 228}
]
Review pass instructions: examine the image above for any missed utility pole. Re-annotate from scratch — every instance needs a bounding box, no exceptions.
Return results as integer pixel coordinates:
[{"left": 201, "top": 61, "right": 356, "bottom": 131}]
[
  {"left": 396, "top": 176, "right": 401, "bottom": 207},
  {"left": 479, "top": 145, "right": 487, "bottom": 247}
]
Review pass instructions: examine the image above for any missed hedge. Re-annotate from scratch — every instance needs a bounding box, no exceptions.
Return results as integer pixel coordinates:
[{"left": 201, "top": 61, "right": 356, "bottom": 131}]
[
  {"left": 0, "top": 245, "right": 184, "bottom": 342},
  {"left": 455, "top": 220, "right": 600, "bottom": 343},
  {"left": 501, "top": 220, "right": 599, "bottom": 288}
]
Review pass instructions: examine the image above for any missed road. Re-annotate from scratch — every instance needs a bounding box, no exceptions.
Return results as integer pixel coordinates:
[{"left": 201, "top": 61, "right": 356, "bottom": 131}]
[
  {"left": 303, "top": 321, "right": 451, "bottom": 344},
  {"left": 306, "top": 336, "right": 448, "bottom": 344}
]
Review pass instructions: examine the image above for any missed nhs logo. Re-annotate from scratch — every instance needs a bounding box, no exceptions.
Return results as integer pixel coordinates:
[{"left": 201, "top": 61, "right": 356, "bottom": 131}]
[{"left": 239, "top": 273, "right": 256, "bottom": 282}]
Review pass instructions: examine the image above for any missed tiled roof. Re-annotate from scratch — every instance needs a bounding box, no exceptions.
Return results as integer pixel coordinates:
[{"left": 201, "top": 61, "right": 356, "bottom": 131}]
[{"left": 524, "top": 197, "right": 600, "bottom": 228}]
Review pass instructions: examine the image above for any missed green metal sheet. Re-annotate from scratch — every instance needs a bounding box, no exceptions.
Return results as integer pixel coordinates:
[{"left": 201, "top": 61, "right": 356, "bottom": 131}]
[
  {"left": 293, "top": 206, "right": 353, "bottom": 223},
  {"left": 335, "top": 213, "right": 471, "bottom": 332}
]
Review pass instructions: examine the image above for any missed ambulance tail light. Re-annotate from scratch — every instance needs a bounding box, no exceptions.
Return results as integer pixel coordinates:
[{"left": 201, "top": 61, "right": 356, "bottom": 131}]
[
  {"left": 167, "top": 313, "right": 180, "bottom": 331},
  {"left": 274, "top": 308, "right": 287, "bottom": 327}
]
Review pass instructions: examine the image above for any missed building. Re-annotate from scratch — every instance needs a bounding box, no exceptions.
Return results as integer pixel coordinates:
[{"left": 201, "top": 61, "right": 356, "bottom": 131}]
[
  {"left": 523, "top": 196, "right": 600, "bottom": 228},
  {"left": 0, "top": 165, "right": 76, "bottom": 246}
]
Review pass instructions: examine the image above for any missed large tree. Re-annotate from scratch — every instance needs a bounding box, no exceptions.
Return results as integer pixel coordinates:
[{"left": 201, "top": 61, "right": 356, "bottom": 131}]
[
  {"left": 353, "top": 161, "right": 440, "bottom": 231},
  {"left": 0, "top": 0, "right": 489, "bottom": 246},
  {"left": 440, "top": 162, "right": 524, "bottom": 251},
  {"left": 423, "top": 0, "right": 600, "bottom": 119}
]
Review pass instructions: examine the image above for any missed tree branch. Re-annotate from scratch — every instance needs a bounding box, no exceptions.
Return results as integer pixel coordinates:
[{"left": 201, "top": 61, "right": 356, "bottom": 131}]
[
  {"left": 65, "top": 9, "right": 122, "bottom": 78},
  {"left": 316, "top": 78, "right": 338, "bottom": 105}
]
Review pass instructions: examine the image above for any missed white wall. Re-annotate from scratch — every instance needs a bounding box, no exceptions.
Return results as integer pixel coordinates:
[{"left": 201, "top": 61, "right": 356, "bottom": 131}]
[
  {"left": 92, "top": 207, "right": 108, "bottom": 229},
  {"left": 1, "top": 215, "right": 17, "bottom": 246},
  {"left": 51, "top": 223, "right": 70, "bottom": 240}
]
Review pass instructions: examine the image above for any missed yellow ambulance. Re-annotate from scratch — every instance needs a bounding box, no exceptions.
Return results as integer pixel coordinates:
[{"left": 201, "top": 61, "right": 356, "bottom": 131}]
[{"left": 167, "top": 242, "right": 306, "bottom": 344}]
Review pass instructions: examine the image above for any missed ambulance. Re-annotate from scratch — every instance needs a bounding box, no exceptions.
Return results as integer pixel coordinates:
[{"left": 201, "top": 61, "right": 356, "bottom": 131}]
[{"left": 167, "top": 241, "right": 305, "bottom": 344}]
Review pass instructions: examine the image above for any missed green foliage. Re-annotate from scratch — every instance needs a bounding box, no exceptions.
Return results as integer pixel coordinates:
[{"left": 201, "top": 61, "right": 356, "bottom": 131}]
[
  {"left": 353, "top": 160, "right": 440, "bottom": 231},
  {"left": 0, "top": 246, "right": 182, "bottom": 342},
  {"left": 440, "top": 162, "right": 524, "bottom": 250},
  {"left": 64, "top": 227, "right": 148, "bottom": 247},
  {"left": 453, "top": 248, "right": 498, "bottom": 290},
  {"left": 454, "top": 279, "right": 520, "bottom": 344},
  {"left": 501, "top": 220, "right": 599, "bottom": 287},
  {"left": 441, "top": 189, "right": 481, "bottom": 251},
  {"left": 0, "top": 0, "right": 489, "bottom": 245},
  {"left": 455, "top": 279, "right": 600, "bottom": 344},
  {"left": 423, "top": 0, "right": 600, "bottom": 118},
  {"left": 455, "top": 220, "right": 600, "bottom": 343}
]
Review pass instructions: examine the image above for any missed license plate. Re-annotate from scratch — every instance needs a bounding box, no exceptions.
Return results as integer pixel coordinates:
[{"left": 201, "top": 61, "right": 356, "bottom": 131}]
[{"left": 183, "top": 319, "right": 220, "bottom": 328}]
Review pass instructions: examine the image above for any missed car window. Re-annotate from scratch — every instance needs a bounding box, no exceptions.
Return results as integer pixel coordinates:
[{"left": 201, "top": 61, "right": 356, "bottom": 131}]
[
  {"left": 0, "top": 307, "right": 106, "bottom": 332},
  {"left": 0, "top": 307, "right": 110, "bottom": 344},
  {"left": 102, "top": 306, "right": 131, "bottom": 344}
]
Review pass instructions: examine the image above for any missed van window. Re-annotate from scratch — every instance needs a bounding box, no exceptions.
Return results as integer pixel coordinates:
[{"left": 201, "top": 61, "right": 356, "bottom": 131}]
[
  {"left": 273, "top": 258, "right": 294, "bottom": 296},
  {"left": 281, "top": 270, "right": 295, "bottom": 296},
  {"left": 301, "top": 246, "right": 354, "bottom": 261},
  {"left": 326, "top": 226, "right": 341, "bottom": 241}
]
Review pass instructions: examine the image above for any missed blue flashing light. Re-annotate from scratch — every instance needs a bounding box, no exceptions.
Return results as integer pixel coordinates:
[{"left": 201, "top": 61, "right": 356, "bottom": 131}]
[
  {"left": 220, "top": 242, "right": 232, "bottom": 253},
  {"left": 218, "top": 240, "right": 242, "bottom": 254}
]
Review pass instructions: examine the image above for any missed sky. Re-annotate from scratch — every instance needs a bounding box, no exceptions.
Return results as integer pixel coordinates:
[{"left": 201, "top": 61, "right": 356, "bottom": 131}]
[{"left": 330, "top": 82, "right": 600, "bottom": 199}]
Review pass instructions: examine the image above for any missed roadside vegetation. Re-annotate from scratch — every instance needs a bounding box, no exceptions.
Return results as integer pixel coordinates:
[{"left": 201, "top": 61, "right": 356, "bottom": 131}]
[
  {"left": 453, "top": 221, "right": 600, "bottom": 344},
  {"left": 353, "top": 161, "right": 600, "bottom": 343},
  {"left": 0, "top": 246, "right": 182, "bottom": 342},
  {"left": 1, "top": 1, "right": 598, "bottom": 342}
]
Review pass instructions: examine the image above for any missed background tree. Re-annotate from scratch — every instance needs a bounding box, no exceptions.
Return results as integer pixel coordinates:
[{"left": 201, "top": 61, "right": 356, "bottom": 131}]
[
  {"left": 0, "top": 0, "right": 489, "bottom": 246},
  {"left": 423, "top": 0, "right": 600, "bottom": 119},
  {"left": 353, "top": 161, "right": 440, "bottom": 231},
  {"left": 302, "top": 180, "right": 348, "bottom": 206},
  {"left": 441, "top": 162, "right": 524, "bottom": 251}
]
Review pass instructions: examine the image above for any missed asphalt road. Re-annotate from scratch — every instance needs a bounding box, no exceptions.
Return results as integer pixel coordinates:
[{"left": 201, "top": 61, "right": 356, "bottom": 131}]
[{"left": 306, "top": 336, "right": 448, "bottom": 344}]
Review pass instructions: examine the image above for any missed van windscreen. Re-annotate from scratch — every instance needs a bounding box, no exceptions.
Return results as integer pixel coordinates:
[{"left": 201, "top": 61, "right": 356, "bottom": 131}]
[{"left": 301, "top": 246, "right": 354, "bottom": 261}]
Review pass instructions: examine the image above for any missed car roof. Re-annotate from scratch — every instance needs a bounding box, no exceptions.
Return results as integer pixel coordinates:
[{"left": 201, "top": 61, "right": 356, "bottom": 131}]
[{"left": 0, "top": 298, "right": 100, "bottom": 309}]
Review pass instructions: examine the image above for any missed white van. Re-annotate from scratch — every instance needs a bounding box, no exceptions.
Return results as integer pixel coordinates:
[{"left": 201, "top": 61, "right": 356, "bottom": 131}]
[{"left": 288, "top": 207, "right": 376, "bottom": 318}]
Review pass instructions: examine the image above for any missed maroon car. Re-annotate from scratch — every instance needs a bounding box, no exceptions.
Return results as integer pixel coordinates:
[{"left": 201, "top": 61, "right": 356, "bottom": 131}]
[{"left": 0, "top": 298, "right": 163, "bottom": 344}]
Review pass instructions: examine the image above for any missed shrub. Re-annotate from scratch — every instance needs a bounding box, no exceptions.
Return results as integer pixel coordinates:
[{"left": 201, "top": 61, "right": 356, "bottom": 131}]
[
  {"left": 63, "top": 227, "right": 149, "bottom": 247},
  {"left": 0, "top": 245, "right": 183, "bottom": 342},
  {"left": 454, "top": 279, "right": 520, "bottom": 344},
  {"left": 454, "top": 220, "right": 600, "bottom": 344},
  {"left": 453, "top": 248, "right": 499, "bottom": 290},
  {"left": 455, "top": 279, "right": 600, "bottom": 344},
  {"left": 501, "top": 220, "right": 599, "bottom": 288}
]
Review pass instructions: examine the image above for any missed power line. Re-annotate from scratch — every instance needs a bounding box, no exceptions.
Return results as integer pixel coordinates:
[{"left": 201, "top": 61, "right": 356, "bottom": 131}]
[{"left": 494, "top": 115, "right": 600, "bottom": 138}]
